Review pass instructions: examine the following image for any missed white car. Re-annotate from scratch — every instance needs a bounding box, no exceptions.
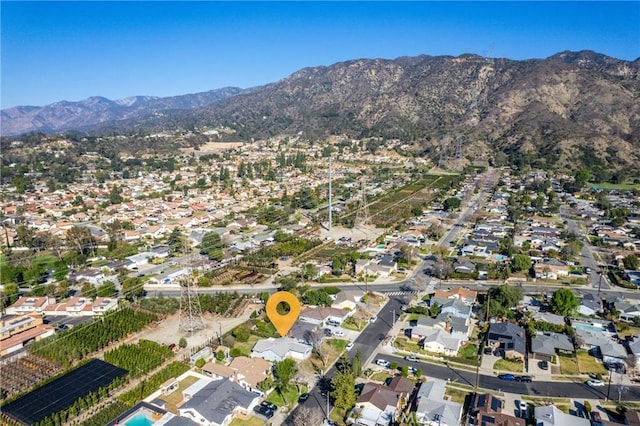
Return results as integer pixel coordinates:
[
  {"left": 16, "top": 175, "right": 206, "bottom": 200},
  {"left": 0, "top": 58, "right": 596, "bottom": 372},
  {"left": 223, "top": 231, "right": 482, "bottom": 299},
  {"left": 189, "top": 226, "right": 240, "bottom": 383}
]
[
  {"left": 345, "top": 342, "right": 354, "bottom": 351},
  {"left": 333, "top": 330, "right": 345, "bottom": 337},
  {"left": 370, "top": 316, "right": 378, "bottom": 323},
  {"left": 375, "top": 359, "right": 389, "bottom": 367},
  {"left": 518, "top": 401, "right": 528, "bottom": 411},
  {"left": 587, "top": 379, "right": 605, "bottom": 387}
]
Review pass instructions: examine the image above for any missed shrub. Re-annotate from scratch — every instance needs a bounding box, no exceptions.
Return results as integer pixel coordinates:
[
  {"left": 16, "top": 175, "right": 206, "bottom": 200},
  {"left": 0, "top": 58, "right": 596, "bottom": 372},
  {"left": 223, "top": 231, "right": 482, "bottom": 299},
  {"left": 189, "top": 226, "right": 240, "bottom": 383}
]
[
  {"left": 232, "top": 325, "right": 251, "bottom": 342},
  {"left": 230, "top": 347, "right": 244, "bottom": 357}
]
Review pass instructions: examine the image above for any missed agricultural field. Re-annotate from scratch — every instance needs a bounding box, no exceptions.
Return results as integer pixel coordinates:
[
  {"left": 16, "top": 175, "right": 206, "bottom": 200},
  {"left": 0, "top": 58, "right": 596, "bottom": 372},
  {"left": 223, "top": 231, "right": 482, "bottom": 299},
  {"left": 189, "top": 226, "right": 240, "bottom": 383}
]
[
  {"left": 1, "top": 359, "right": 127, "bottom": 426},
  {"left": 0, "top": 355, "right": 63, "bottom": 400}
]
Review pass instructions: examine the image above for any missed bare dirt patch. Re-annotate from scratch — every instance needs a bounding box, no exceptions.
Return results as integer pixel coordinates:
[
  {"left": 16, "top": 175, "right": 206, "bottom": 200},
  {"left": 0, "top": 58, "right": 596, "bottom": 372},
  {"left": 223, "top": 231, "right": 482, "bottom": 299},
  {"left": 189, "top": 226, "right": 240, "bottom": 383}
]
[{"left": 136, "top": 304, "right": 257, "bottom": 349}]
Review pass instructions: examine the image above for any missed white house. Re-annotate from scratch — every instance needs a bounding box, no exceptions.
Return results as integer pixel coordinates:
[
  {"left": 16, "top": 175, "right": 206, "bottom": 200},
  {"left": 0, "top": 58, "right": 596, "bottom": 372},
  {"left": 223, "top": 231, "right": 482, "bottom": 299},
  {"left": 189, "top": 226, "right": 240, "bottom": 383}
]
[{"left": 251, "top": 337, "right": 312, "bottom": 362}]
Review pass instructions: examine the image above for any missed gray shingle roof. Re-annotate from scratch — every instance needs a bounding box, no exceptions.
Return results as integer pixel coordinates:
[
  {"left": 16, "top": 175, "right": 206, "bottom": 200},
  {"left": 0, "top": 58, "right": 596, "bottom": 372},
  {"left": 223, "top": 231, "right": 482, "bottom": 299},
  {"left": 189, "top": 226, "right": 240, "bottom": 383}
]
[
  {"left": 488, "top": 322, "right": 526, "bottom": 356},
  {"left": 180, "top": 379, "right": 258, "bottom": 424},
  {"left": 531, "top": 332, "right": 574, "bottom": 356}
]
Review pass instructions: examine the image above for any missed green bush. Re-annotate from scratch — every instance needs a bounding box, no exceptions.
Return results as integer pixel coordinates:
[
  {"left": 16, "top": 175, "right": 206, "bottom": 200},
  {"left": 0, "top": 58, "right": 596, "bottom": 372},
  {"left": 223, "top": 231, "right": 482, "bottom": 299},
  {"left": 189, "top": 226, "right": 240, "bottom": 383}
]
[
  {"left": 232, "top": 325, "right": 251, "bottom": 342},
  {"left": 230, "top": 347, "right": 245, "bottom": 357}
]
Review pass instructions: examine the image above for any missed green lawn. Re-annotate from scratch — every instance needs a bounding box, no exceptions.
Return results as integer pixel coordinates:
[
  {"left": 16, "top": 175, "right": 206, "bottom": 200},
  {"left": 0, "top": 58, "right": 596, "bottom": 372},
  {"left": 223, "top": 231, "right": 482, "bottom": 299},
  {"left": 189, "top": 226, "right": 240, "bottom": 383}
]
[
  {"left": 445, "top": 386, "right": 472, "bottom": 404},
  {"left": 393, "top": 337, "right": 422, "bottom": 353},
  {"left": 457, "top": 344, "right": 480, "bottom": 361},
  {"left": 559, "top": 355, "right": 579, "bottom": 375},
  {"left": 576, "top": 350, "right": 607, "bottom": 375},
  {"left": 266, "top": 386, "right": 302, "bottom": 408},
  {"left": 591, "top": 182, "right": 640, "bottom": 190},
  {"left": 327, "top": 338, "right": 348, "bottom": 351},
  {"left": 494, "top": 359, "right": 523, "bottom": 373},
  {"left": 616, "top": 324, "right": 640, "bottom": 339},
  {"left": 342, "top": 317, "right": 367, "bottom": 331},
  {"left": 232, "top": 335, "right": 260, "bottom": 356},
  {"left": 370, "top": 372, "right": 393, "bottom": 382},
  {"left": 229, "top": 417, "right": 266, "bottom": 426}
]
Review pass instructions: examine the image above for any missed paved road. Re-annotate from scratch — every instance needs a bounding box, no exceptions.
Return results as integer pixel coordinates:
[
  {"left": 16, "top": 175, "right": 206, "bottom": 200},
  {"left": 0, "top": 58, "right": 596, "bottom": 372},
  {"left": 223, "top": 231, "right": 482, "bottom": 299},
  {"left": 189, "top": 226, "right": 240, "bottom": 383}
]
[
  {"left": 290, "top": 296, "right": 409, "bottom": 422},
  {"left": 560, "top": 206, "right": 610, "bottom": 292},
  {"left": 379, "top": 353, "right": 640, "bottom": 401}
]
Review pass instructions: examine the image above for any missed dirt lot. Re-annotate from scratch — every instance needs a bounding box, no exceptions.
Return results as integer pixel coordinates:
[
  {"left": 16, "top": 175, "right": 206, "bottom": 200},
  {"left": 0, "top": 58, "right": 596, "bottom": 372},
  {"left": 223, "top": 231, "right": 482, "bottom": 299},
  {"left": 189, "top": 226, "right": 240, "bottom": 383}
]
[
  {"left": 317, "top": 224, "right": 381, "bottom": 243},
  {"left": 135, "top": 303, "right": 258, "bottom": 349}
]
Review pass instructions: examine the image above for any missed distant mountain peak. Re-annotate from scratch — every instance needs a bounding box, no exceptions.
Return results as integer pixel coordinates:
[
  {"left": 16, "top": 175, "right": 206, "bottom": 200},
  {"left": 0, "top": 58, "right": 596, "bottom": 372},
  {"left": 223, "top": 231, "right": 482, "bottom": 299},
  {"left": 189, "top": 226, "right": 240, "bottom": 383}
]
[{"left": 1, "top": 88, "right": 243, "bottom": 136}]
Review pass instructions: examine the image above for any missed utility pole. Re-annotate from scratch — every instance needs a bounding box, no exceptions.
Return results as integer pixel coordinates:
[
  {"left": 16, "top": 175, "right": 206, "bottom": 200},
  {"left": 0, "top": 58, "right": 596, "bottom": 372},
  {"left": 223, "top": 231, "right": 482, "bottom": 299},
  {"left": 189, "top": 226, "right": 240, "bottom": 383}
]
[
  {"left": 606, "top": 366, "right": 613, "bottom": 401},
  {"left": 364, "top": 267, "right": 368, "bottom": 294},
  {"left": 475, "top": 355, "right": 481, "bottom": 391}
]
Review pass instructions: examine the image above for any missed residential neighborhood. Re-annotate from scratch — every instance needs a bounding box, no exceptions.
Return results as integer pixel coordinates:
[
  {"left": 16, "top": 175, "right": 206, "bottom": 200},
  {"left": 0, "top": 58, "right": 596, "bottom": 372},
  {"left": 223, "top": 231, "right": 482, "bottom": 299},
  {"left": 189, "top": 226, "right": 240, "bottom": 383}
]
[{"left": 1, "top": 134, "right": 640, "bottom": 426}]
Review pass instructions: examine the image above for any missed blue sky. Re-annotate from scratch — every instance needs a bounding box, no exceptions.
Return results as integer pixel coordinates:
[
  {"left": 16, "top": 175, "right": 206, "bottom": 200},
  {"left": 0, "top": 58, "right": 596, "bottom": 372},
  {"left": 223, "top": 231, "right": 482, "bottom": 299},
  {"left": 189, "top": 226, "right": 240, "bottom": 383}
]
[{"left": 2, "top": 1, "right": 639, "bottom": 108}]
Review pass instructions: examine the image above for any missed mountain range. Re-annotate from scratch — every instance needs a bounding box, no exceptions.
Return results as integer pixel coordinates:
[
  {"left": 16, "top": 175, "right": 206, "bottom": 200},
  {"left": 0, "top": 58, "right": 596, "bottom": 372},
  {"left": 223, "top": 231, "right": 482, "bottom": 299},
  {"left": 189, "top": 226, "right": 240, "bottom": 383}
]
[
  {"left": 0, "top": 87, "right": 243, "bottom": 136},
  {"left": 2, "top": 51, "right": 639, "bottom": 175}
]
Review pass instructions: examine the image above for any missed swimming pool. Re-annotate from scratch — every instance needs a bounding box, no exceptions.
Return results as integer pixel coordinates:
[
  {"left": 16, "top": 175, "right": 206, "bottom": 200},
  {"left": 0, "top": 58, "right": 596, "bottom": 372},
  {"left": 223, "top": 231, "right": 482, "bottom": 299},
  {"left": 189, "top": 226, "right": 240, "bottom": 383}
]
[
  {"left": 125, "top": 414, "right": 154, "bottom": 426},
  {"left": 574, "top": 323, "right": 606, "bottom": 333}
]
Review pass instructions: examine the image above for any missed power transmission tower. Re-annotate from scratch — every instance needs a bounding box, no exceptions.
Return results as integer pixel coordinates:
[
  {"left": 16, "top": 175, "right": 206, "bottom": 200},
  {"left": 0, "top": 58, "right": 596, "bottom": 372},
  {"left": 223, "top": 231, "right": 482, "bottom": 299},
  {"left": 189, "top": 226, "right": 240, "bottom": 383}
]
[
  {"left": 178, "top": 263, "right": 204, "bottom": 333},
  {"left": 354, "top": 180, "right": 370, "bottom": 228},
  {"left": 454, "top": 135, "right": 463, "bottom": 172},
  {"left": 328, "top": 155, "right": 333, "bottom": 231},
  {"left": 438, "top": 135, "right": 450, "bottom": 169}
]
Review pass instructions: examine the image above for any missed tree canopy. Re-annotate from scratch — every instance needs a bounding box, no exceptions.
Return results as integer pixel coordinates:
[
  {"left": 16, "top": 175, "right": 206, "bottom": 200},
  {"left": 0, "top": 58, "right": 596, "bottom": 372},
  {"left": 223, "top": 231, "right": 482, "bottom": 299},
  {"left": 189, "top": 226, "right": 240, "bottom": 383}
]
[
  {"left": 550, "top": 288, "right": 579, "bottom": 317},
  {"left": 274, "top": 358, "right": 297, "bottom": 404},
  {"left": 511, "top": 254, "right": 532, "bottom": 272},
  {"left": 200, "top": 231, "right": 224, "bottom": 261},
  {"left": 443, "top": 197, "right": 461, "bottom": 211}
]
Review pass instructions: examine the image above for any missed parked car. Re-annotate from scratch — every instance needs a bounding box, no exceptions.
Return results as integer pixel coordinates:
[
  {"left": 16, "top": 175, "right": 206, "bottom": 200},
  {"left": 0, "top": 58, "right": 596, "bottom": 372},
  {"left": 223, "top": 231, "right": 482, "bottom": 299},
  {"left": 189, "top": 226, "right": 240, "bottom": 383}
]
[
  {"left": 405, "top": 355, "right": 418, "bottom": 362},
  {"left": 253, "top": 405, "right": 274, "bottom": 418},
  {"left": 591, "top": 412, "right": 602, "bottom": 422},
  {"left": 539, "top": 360, "right": 549, "bottom": 370},
  {"left": 375, "top": 359, "right": 390, "bottom": 367},
  {"left": 483, "top": 346, "right": 492, "bottom": 355},
  {"left": 515, "top": 375, "right": 532, "bottom": 382},
  {"left": 261, "top": 401, "right": 278, "bottom": 411},
  {"left": 518, "top": 400, "right": 528, "bottom": 411},
  {"left": 324, "top": 328, "right": 333, "bottom": 337},
  {"left": 345, "top": 342, "right": 354, "bottom": 351},
  {"left": 498, "top": 374, "right": 516, "bottom": 381},
  {"left": 298, "top": 393, "right": 310, "bottom": 403},
  {"left": 370, "top": 316, "right": 378, "bottom": 323},
  {"left": 401, "top": 305, "right": 408, "bottom": 311},
  {"left": 587, "top": 379, "right": 605, "bottom": 387}
]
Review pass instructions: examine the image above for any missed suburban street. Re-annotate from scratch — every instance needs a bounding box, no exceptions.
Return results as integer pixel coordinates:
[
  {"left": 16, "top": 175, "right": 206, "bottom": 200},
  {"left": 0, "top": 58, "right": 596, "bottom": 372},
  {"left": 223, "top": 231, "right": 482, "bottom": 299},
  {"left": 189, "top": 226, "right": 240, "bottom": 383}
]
[
  {"left": 380, "top": 353, "right": 640, "bottom": 401},
  {"left": 560, "top": 206, "right": 611, "bottom": 291},
  {"left": 290, "top": 296, "right": 640, "bottom": 425}
]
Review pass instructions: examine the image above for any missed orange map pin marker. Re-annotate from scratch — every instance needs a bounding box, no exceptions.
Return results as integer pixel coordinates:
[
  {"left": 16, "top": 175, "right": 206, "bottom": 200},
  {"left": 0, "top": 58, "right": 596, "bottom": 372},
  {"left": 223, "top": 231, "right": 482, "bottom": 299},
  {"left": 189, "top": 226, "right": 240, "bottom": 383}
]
[{"left": 266, "top": 291, "right": 301, "bottom": 337}]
